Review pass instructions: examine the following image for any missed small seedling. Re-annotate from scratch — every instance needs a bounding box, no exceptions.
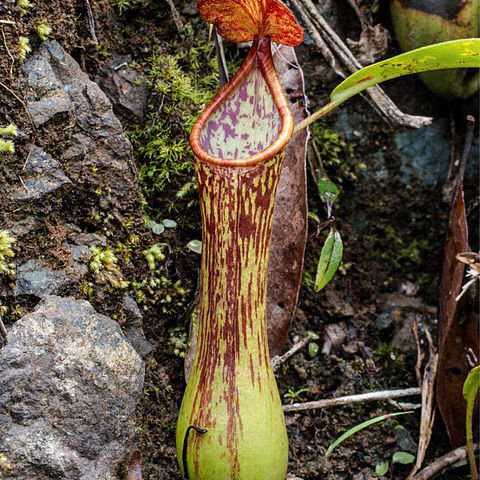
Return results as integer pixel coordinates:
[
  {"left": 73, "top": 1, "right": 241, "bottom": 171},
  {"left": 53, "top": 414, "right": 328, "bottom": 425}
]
[
  {"left": 463, "top": 365, "right": 480, "bottom": 479},
  {"left": 308, "top": 342, "right": 319, "bottom": 358},
  {"left": 284, "top": 387, "right": 309, "bottom": 404},
  {"left": 322, "top": 411, "right": 412, "bottom": 471},
  {"left": 185, "top": 239, "right": 202, "bottom": 255}
]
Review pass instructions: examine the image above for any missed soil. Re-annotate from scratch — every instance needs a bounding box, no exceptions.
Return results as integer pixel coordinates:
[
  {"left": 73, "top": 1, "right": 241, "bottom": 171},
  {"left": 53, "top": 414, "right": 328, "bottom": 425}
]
[{"left": 0, "top": 0, "right": 478, "bottom": 479}]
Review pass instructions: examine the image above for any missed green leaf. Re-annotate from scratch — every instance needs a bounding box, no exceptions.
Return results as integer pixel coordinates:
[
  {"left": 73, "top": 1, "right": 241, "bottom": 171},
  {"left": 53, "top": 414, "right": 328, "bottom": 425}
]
[
  {"left": 317, "top": 177, "right": 339, "bottom": 205},
  {"left": 314, "top": 229, "right": 343, "bottom": 292},
  {"left": 307, "top": 211, "right": 320, "bottom": 223},
  {"left": 162, "top": 219, "right": 177, "bottom": 228},
  {"left": 152, "top": 223, "right": 165, "bottom": 235},
  {"left": 375, "top": 461, "right": 389, "bottom": 476},
  {"left": 325, "top": 411, "right": 412, "bottom": 459},
  {"left": 308, "top": 342, "right": 319, "bottom": 358},
  {"left": 331, "top": 38, "right": 480, "bottom": 106},
  {"left": 186, "top": 239, "right": 202, "bottom": 254},
  {"left": 392, "top": 451, "right": 415, "bottom": 465},
  {"left": 463, "top": 365, "right": 480, "bottom": 479}
]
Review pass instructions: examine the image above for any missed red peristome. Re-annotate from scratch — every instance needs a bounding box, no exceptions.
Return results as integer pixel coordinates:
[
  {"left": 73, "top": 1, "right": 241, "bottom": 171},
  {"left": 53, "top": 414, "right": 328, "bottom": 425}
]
[{"left": 198, "top": 0, "right": 304, "bottom": 46}]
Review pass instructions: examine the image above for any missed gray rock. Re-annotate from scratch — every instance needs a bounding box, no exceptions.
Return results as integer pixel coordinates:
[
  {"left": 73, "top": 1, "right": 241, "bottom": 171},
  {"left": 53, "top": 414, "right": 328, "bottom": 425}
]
[
  {"left": 27, "top": 90, "right": 72, "bottom": 127},
  {"left": 122, "top": 294, "right": 151, "bottom": 358},
  {"left": 375, "top": 312, "right": 394, "bottom": 332},
  {"left": 22, "top": 41, "right": 141, "bottom": 219},
  {"left": 0, "top": 296, "right": 144, "bottom": 479},
  {"left": 10, "top": 146, "right": 72, "bottom": 203},
  {"left": 68, "top": 232, "right": 107, "bottom": 247},
  {"left": 14, "top": 260, "right": 71, "bottom": 298},
  {"left": 99, "top": 56, "right": 149, "bottom": 120},
  {"left": 392, "top": 315, "right": 417, "bottom": 352}
]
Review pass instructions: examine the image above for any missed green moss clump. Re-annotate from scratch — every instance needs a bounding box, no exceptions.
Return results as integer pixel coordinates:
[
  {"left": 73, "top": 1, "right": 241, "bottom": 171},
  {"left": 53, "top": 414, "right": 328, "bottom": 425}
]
[
  {"left": 310, "top": 123, "right": 359, "bottom": 183},
  {"left": 131, "top": 25, "right": 218, "bottom": 218},
  {"left": 0, "top": 231, "right": 16, "bottom": 276}
]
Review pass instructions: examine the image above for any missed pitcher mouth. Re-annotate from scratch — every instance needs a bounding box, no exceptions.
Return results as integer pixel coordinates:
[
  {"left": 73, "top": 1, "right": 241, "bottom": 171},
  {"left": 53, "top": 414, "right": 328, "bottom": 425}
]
[{"left": 189, "top": 36, "right": 294, "bottom": 167}]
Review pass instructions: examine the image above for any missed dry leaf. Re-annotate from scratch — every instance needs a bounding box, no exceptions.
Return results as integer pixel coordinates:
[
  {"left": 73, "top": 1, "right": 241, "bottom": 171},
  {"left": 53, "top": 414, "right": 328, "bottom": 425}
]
[{"left": 437, "top": 182, "right": 479, "bottom": 447}]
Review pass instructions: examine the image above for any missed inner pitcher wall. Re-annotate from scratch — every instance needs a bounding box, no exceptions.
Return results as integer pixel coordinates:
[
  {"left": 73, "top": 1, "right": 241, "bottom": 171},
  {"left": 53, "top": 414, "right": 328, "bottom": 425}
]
[{"left": 200, "top": 60, "right": 282, "bottom": 159}]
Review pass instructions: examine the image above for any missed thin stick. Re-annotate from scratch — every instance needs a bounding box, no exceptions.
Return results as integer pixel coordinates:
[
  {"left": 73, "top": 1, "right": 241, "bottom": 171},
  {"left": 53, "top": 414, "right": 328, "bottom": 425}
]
[
  {"left": 272, "top": 334, "right": 316, "bottom": 372},
  {"left": 84, "top": 0, "right": 98, "bottom": 45},
  {"left": 0, "top": 318, "right": 7, "bottom": 342},
  {"left": 289, "top": 0, "right": 342, "bottom": 77},
  {"left": 410, "top": 444, "right": 478, "bottom": 480},
  {"left": 165, "top": 0, "right": 184, "bottom": 33},
  {"left": 0, "top": 80, "right": 37, "bottom": 137},
  {"left": 1, "top": 27, "right": 15, "bottom": 82},
  {"left": 407, "top": 321, "right": 438, "bottom": 479},
  {"left": 0, "top": 20, "right": 15, "bottom": 25},
  {"left": 288, "top": 0, "right": 432, "bottom": 130},
  {"left": 214, "top": 28, "right": 229, "bottom": 87},
  {"left": 283, "top": 387, "right": 421, "bottom": 412}
]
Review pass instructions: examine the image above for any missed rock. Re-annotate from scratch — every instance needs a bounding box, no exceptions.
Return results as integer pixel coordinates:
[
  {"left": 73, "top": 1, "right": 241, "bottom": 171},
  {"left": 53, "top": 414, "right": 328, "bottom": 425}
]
[
  {"left": 375, "top": 312, "right": 395, "bottom": 332},
  {"left": 352, "top": 467, "right": 378, "bottom": 480},
  {"left": 0, "top": 296, "right": 144, "bottom": 479},
  {"left": 122, "top": 294, "right": 151, "bottom": 358},
  {"left": 27, "top": 90, "right": 72, "bottom": 127},
  {"left": 68, "top": 232, "right": 107, "bottom": 247},
  {"left": 392, "top": 315, "right": 417, "bottom": 352},
  {"left": 10, "top": 146, "right": 72, "bottom": 203},
  {"left": 99, "top": 56, "right": 149, "bottom": 120},
  {"left": 379, "top": 293, "right": 424, "bottom": 313},
  {"left": 22, "top": 41, "right": 141, "bottom": 221},
  {"left": 14, "top": 260, "right": 71, "bottom": 298},
  {"left": 396, "top": 427, "right": 418, "bottom": 453},
  {"left": 322, "top": 322, "right": 348, "bottom": 355}
]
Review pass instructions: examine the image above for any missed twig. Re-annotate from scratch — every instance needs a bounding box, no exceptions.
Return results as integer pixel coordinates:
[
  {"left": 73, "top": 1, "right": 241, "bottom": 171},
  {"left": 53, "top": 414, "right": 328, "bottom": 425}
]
[
  {"left": 165, "top": 0, "right": 184, "bottom": 33},
  {"left": 289, "top": 0, "right": 342, "bottom": 77},
  {"left": 0, "top": 318, "right": 7, "bottom": 342},
  {"left": 410, "top": 444, "right": 478, "bottom": 480},
  {"left": 0, "top": 20, "right": 15, "bottom": 25},
  {"left": 288, "top": 0, "right": 432, "bottom": 129},
  {"left": 214, "top": 28, "right": 229, "bottom": 87},
  {"left": 0, "top": 80, "right": 38, "bottom": 137},
  {"left": 407, "top": 321, "right": 438, "bottom": 479},
  {"left": 387, "top": 399, "right": 421, "bottom": 410},
  {"left": 1, "top": 27, "right": 15, "bottom": 82},
  {"left": 283, "top": 387, "right": 421, "bottom": 412},
  {"left": 272, "top": 333, "right": 317, "bottom": 371},
  {"left": 84, "top": 0, "right": 98, "bottom": 45}
]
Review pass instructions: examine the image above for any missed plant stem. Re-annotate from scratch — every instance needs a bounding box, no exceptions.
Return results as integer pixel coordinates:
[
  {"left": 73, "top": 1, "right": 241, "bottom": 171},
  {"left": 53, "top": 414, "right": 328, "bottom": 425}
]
[
  {"left": 283, "top": 387, "right": 421, "bottom": 412},
  {"left": 293, "top": 99, "right": 338, "bottom": 135}
]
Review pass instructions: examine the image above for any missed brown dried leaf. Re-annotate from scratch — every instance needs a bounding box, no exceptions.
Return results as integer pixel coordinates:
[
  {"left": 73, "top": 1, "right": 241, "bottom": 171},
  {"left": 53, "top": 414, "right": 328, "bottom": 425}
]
[
  {"left": 437, "top": 182, "right": 479, "bottom": 447},
  {"left": 267, "top": 44, "right": 308, "bottom": 357}
]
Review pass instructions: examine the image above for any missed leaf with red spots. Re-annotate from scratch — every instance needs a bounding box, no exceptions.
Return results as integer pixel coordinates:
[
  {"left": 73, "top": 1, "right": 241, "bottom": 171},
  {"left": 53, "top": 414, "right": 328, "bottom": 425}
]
[
  {"left": 197, "top": 0, "right": 304, "bottom": 46},
  {"left": 437, "top": 182, "right": 479, "bottom": 447}
]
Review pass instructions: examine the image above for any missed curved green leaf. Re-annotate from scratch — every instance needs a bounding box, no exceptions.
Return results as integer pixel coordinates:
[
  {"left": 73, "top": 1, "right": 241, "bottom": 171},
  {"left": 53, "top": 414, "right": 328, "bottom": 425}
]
[
  {"left": 331, "top": 38, "right": 480, "bottom": 105},
  {"left": 314, "top": 229, "right": 343, "bottom": 292},
  {"left": 325, "top": 411, "right": 412, "bottom": 459},
  {"left": 392, "top": 451, "right": 415, "bottom": 465},
  {"left": 463, "top": 365, "right": 480, "bottom": 479}
]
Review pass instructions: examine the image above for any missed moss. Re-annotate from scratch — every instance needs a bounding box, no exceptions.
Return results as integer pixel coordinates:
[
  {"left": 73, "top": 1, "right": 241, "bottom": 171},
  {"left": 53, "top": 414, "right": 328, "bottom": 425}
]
[
  {"left": 130, "top": 24, "right": 218, "bottom": 219},
  {"left": 0, "top": 231, "right": 15, "bottom": 276},
  {"left": 310, "top": 123, "right": 359, "bottom": 184},
  {"left": 89, "top": 246, "right": 128, "bottom": 289}
]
